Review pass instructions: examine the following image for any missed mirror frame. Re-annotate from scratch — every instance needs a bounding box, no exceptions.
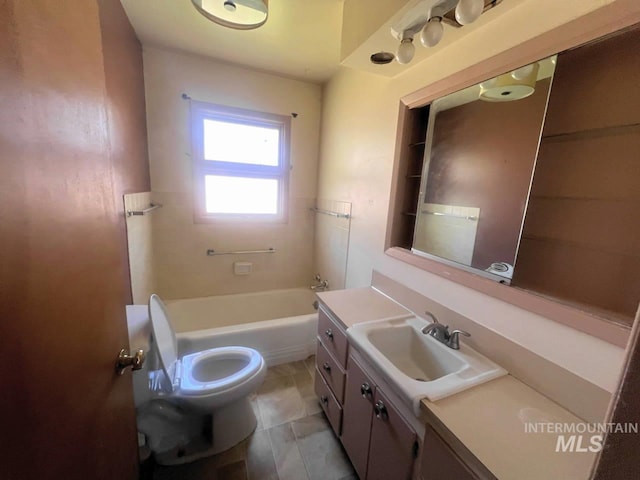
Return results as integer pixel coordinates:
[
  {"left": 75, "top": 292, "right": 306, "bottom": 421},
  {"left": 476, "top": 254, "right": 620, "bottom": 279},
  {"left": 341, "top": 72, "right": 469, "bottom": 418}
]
[{"left": 385, "top": 0, "right": 640, "bottom": 348}]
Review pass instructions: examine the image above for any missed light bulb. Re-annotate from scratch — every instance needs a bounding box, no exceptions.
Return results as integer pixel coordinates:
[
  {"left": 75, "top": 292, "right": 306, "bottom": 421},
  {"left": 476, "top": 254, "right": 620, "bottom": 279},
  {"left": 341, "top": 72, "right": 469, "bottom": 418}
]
[
  {"left": 455, "top": 0, "right": 484, "bottom": 25},
  {"left": 420, "top": 17, "right": 444, "bottom": 48},
  {"left": 396, "top": 38, "right": 415, "bottom": 65}
]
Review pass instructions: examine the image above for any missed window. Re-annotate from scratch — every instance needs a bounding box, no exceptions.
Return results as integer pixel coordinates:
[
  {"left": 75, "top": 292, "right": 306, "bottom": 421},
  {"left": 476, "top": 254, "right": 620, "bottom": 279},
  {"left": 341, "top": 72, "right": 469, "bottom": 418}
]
[{"left": 191, "top": 102, "right": 290, "bottom": 221}]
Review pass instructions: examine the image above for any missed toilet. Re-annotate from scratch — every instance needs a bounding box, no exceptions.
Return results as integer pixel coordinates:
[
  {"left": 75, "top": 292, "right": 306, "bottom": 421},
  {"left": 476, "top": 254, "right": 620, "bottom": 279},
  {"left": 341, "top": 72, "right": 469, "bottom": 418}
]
[{"left": 138, "top": 294, "right": 266, "bottom": 464}]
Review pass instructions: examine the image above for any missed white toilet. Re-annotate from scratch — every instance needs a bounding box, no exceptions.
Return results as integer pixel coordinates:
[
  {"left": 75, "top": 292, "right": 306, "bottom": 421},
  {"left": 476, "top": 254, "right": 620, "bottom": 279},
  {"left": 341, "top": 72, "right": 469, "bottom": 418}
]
[{"left": 139, "top": 294, "right": 266, "bottom": 464}]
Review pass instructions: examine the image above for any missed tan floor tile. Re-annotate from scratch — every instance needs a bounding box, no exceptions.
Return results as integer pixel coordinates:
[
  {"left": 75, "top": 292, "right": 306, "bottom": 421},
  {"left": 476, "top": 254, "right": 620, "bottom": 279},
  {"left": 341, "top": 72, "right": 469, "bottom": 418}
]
[
  {"left": 216, "top": 460, "right": 247, "bottom": 480},
  {"left": 245, "top": 429, "right": 279, "bottom": 480},
  {"left": 303, "top": 355, "right": 316, "bottom": 375},
  {"left": 257, "top": 375, "right": 306, "bottom": 429},
  {"left": 267, "top": 423, "right": 310, "bottom": 480},
  {"left": 265, "top": 360, "right": 309, "bottom": 379},
  {"left": 292, "top": 370, "right": 314, "bottom": 398},
  {"left": 293, "top": 417, "right": 355, "bottom": 480},
  {"left": 302, "top": 396, "right": 323, "bottom": 416}
]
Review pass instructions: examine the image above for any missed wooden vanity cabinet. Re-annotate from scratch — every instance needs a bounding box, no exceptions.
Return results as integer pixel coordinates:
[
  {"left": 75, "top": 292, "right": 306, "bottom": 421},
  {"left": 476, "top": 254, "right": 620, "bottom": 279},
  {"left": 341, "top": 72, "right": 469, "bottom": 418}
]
[
  {"left": 421, "top": 425, "right": 482, "bottom": 480},
  {"left": 341, "top": 355, "right": 376, "bottom": 478},
  {"left": 314, "top": 304, "right": 349, "bottom": 437},
  {"left": 341, "top": 353, "right": 418, "bottom": 480},
  {"left": 367, "top": 388, "right": 417, "bottom": 480}
]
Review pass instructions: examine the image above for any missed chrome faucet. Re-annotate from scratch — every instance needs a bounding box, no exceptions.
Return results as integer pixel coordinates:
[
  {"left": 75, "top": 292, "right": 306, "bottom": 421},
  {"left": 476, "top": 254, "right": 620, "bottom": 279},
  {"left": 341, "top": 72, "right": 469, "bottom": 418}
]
[
  {"left": 310, "top": 274, "right": 329, "bottom": 292},
  {"left": 421, "top": 311, "right": 471, "bottom": 350}
]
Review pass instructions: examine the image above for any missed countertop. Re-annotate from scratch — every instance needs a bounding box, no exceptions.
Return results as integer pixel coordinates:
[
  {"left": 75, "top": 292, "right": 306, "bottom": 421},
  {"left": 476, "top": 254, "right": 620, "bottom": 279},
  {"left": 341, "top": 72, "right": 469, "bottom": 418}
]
[
  {"left": 421, "top": 376, "right": 595, "bottom": 480},
  {"left": 316, "top": 287, "right": 411, "bottom": 328},
  {"left": 318, "top": 287, "right": 596, "bottom": 479}
]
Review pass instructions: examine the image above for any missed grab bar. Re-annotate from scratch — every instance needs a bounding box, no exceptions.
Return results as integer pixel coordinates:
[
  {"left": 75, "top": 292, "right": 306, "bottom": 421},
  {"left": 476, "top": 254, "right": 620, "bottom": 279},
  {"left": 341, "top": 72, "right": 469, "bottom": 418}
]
[
  {"left": 421, "top": 210, "right": 478, "bottom": 221},
  {"left": 310, "top": 207, "right": 351, "bottom": 219},
  {"left": 126, "top": 203, "right": 162, "bottom": 217},
  {"left": 206, "top": 248, "right": 276, "bottom": 256}
]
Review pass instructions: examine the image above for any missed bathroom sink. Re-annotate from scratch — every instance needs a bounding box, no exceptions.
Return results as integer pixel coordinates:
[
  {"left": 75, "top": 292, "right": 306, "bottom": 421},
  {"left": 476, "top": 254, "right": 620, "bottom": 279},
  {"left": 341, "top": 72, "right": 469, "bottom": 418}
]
[{"left": 347, "top": 316, "right": 507, "bottom": 414}]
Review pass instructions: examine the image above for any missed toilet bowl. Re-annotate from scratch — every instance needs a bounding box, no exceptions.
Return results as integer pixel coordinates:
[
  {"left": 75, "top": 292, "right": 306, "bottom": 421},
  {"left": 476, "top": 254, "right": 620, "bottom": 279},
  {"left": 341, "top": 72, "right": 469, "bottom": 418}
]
[{"left": 141, "top": 294, "right": 266, "bottom": 463}]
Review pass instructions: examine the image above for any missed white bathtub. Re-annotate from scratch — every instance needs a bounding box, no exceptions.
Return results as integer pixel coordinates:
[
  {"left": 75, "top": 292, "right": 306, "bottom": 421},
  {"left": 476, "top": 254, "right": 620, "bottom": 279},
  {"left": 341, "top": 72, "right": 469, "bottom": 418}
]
[{"left": 166, "top": 288, "right": 318, "bottom": 366}]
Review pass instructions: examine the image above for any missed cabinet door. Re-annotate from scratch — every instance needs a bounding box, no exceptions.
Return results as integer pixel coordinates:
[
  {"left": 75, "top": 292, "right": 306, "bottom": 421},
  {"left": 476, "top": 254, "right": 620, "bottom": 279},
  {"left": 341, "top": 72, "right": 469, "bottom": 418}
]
[
  {"left": 421, "top": 425, "right": 478, "bottom": 480},
  {"left": 341, "top": 355, "right": 376, "bottom": 479},
  {"left": 367, "top": 389, "right": 417, "bottom": 480}
]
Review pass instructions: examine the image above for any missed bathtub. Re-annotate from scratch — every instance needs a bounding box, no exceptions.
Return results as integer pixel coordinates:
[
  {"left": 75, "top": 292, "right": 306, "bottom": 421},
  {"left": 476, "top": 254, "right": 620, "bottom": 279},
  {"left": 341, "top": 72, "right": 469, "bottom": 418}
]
[{"left": 166, "top": 288, "right": 318, "bottom": 366}]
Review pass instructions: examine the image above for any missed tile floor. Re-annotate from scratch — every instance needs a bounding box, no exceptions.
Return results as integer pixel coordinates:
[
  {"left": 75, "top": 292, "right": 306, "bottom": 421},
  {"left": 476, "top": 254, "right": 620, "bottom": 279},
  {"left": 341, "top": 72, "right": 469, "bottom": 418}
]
[{"left": 149, "top": 356, "right": 357, "bottom": 480}]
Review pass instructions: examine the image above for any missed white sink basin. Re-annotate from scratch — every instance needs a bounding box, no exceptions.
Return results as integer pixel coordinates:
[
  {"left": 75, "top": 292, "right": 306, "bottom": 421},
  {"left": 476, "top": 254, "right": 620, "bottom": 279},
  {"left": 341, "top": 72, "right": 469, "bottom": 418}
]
[{"left": 348, "top": 316, "right": 507, "bottom": 414}]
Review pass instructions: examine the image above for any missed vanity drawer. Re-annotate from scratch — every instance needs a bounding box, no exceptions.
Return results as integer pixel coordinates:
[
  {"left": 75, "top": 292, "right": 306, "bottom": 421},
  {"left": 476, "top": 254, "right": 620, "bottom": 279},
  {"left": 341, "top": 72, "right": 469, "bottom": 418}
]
[
  {"left": 318, "top": 306, "right": 348, "bottom": 368},
  {"left": 316, "top": 339, "right": 346, "bottom": 403},
  {"left": 314, "top": 368, "right": 343, "bottom": 436}
]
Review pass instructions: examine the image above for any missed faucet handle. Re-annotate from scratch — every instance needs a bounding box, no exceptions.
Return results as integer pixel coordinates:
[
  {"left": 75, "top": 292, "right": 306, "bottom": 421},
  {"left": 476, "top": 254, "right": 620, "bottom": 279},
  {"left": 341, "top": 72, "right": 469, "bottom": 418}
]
[{"left": 448, "top": 329, "right": 471, "bottom": 350}]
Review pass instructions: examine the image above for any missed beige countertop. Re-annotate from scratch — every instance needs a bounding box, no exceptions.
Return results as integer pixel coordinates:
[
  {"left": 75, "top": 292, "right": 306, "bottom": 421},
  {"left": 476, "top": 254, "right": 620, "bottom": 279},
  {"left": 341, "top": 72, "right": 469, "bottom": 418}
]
[
  {"left": 318, "top": 287, "right": 596, "bottom": 479},
  {"left": 316, "top": 287, "right": 411, "bottom": 328},
  {"left": 421, "top": 375, "right": 596, "bottom": 480}
]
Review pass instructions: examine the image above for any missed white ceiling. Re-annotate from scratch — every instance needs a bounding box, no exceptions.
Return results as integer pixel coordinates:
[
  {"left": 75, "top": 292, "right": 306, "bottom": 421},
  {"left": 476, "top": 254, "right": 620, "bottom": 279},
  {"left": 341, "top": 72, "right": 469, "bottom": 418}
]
[{"left": 120, "top": 0, "right": 345, "bottom": 84}]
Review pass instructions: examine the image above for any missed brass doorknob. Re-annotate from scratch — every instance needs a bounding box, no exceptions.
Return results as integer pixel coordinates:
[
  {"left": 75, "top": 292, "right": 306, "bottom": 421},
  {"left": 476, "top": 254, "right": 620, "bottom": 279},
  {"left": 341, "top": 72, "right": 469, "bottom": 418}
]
[{"left": 116, "top": 349, "right": 145, "bottom": 376}]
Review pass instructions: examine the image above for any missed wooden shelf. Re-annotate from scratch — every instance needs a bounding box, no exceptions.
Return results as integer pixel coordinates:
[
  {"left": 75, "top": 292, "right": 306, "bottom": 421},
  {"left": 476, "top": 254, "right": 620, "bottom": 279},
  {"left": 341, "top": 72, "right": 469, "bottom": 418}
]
[
  {"left": 521, "top": 234, "right": 639, "bottom": 259},
  {"left": 405, "top": 174, "right": 422, "bottom": 179},
  {"left": 530, "top": 195, "right": 636, "bottom": 202},
  {"left": 409, "top": 141, "right": 426, "bottom": 147},
  {"left": 541, "top": 122, "right": 640, "bottom": 142},
  {"left": 402, "top": 212, "right": 417, "bottom": 216}
]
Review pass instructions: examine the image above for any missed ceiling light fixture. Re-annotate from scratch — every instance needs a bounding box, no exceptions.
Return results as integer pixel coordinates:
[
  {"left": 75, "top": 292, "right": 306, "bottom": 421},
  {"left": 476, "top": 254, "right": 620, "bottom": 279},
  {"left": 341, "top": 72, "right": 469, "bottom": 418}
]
[
  {"left": 191, "top": 0, "right": 268, "bottom": 30},
  {"left": 391, "top": 0, "right": 498, "bottom": 65},
  {"left": 396, "top": 35, "right": 416, "bottom": 65}
]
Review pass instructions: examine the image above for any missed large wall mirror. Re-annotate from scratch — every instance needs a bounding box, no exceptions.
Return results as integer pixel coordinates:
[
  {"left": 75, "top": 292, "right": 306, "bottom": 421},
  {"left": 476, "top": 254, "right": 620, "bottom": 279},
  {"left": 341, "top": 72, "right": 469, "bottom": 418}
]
[
  {"left": 387, "top": 21, "right": 640, "bottom": 341},
  {"left": 413, "top": 56, "right": 556, "bottom": 283}
]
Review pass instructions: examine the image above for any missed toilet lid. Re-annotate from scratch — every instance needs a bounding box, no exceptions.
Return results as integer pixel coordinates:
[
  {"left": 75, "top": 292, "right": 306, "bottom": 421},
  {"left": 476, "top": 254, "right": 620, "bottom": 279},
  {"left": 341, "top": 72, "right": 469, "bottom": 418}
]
[{"left": 148, "top": 294, "right": 178, "bottom": 390}]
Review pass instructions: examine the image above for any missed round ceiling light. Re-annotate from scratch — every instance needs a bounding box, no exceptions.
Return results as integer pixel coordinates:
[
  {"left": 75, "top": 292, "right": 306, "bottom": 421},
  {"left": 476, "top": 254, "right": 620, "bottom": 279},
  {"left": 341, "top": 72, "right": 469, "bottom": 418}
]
[{"left": 191, "top": 0, "right": 268, "bottom": 30}]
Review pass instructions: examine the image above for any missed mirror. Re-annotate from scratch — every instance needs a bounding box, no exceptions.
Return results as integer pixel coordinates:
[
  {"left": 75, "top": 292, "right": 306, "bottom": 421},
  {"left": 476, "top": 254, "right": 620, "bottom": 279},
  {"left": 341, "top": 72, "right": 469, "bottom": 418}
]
[
  {"left": 412, "top": 57, "right": 557, "bottom": 283},
  {"left": 402, "top": 25, "right": 639, "bottom": 326}
]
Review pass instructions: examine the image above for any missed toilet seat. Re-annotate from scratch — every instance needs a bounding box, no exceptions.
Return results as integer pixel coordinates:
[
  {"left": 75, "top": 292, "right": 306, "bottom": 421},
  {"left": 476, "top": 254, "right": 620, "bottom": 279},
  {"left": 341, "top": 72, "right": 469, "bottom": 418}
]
[
  {"left": 148, "top": 294, "right": 265, "bottom": 397},
  {"left": 179, "top": 346, "right": 264, "bottom": 395}
]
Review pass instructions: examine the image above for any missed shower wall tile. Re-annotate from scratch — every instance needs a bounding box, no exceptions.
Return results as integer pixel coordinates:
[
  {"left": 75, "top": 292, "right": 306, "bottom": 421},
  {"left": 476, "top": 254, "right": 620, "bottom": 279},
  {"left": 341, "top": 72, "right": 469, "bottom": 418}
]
[{"left": 124, "top": 192, "right": 155, "bottom": 303}]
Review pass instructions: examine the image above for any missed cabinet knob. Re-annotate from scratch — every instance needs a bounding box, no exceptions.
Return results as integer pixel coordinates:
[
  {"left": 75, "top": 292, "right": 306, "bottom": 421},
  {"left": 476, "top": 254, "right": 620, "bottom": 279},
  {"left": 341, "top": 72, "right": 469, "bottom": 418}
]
[
  {"left": 322, "top": 362, "right": 331, "bottom": 373},
  {"left": 374, "top": 400, "right": 388, "bottom": 420},
  {"left": 320, "top": 395, "right": 329, "bottom": 405},
  {"left": 360, "top": 382, "right": 373, "bottom": 399},
  {"left": 324, "top": 328, "right": 334, "bottom": 340}
]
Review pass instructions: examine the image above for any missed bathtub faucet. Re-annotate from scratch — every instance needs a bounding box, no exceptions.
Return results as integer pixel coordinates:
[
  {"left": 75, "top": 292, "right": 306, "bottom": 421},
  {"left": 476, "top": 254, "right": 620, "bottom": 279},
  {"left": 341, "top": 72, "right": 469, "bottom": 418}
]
[{"left": 310, "top": 274, "right": 329, "bottom": 292}]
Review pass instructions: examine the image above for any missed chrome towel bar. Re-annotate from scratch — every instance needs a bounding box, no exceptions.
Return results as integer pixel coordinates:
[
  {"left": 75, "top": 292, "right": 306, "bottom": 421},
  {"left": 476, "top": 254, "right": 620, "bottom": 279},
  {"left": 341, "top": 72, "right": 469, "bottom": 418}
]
[
  {"left": 310, "top": 207, "right": 351, "bottom": 219},
  {"left": 421, "top": 210, "right": 478, "bottom": 221},
  {"left": 206, "top": 248, "right": 276, "bottom": 256},
  {"left": 126, "top": 203, "right": 162, "bottom": 217}
]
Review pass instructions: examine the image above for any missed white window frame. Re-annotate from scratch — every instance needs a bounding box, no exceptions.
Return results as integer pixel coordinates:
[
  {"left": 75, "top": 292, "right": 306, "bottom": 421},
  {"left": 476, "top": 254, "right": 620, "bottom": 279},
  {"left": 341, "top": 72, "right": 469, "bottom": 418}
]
[{"left": 190, "top": 101, "right": 291, "bottom": 222}]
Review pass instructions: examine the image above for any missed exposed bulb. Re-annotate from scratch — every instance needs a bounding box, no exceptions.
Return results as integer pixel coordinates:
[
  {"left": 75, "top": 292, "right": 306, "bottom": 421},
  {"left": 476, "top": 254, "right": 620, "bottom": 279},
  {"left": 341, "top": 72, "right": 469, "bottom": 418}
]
[
  {"left": 455, "top": 0, "right": 484, "bottom": 25},
  {"left": 396, "top": 38, "right": 415, "bottom": 65},
  {"left": 420, "top": 17, "right": 444, "bottom": 48}
]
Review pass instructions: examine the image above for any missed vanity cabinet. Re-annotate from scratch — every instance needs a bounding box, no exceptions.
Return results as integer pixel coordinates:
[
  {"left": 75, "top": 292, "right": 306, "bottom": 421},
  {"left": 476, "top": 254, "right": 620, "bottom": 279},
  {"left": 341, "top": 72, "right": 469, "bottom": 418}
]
[
  {"left": 421, "top": 425, "right": 479, "bottom": 480},
  {"left": 314, "top": 305, "right": 349, "bottom": 436},
  {"left": 341, "top": 353, "right": 417, "bottom": 480}
]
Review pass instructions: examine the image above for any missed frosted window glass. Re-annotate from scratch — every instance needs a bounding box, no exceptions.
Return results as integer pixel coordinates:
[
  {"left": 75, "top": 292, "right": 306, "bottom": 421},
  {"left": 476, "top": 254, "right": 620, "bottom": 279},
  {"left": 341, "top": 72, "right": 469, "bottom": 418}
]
[
  {"left": 203, "top": 119, "right": 279, "bottom": 166},
  {"left": 205, "top": 176, "right": 278, "bottom": 214}
]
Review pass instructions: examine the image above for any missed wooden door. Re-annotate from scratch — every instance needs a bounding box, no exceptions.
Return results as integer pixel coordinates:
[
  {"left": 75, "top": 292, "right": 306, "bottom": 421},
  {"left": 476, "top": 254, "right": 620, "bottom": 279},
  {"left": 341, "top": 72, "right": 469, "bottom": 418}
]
[
  {"left": 367, "top": 389, "right": 417, "bottom": 480},
  {"left": 341, "top": 355, "right": 376, "bottom": 479},
  {"left": 0, "top": 1, "right": 146, "bottom": 479}
]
